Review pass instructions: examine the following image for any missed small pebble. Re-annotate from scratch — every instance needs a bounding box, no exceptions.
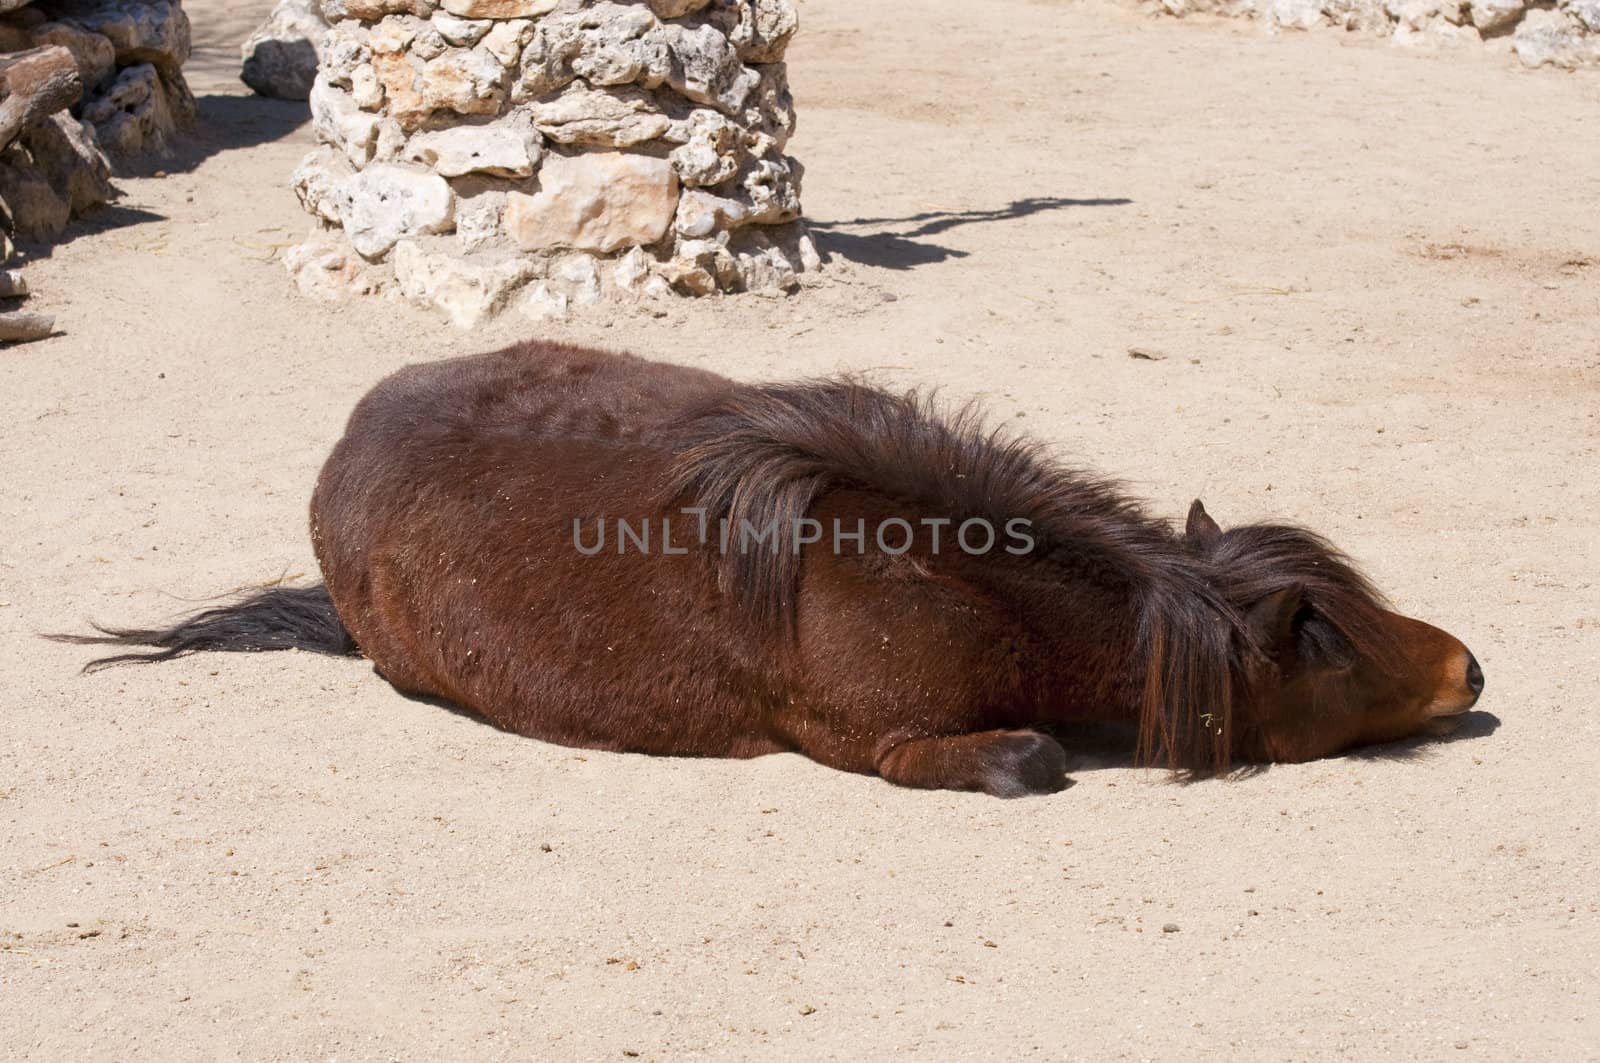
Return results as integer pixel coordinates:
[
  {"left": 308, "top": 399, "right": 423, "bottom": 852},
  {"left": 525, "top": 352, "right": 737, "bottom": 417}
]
[{"left": 1162, "top": 923, "right": 1180, "bottom": 934}]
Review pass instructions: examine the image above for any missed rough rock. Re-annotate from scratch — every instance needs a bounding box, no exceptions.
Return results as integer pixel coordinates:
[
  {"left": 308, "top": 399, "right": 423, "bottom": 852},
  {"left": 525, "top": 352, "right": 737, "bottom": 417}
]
[
  {"left": 320, "top": 23, "right": 369, "bottom": 86},
  {"left": 709, "top": 0, "right": 798, "bottom": 63},
  {"left": 1466, "top": 0, "right": 1523, "bottom": 30},
  {"left": 1512, "top": 7, "right": 1593, "bottom": 65},
  {"left": 733, "top": 242, "right": 797, "bottom": 294},
  {"left": 1387, "top": 0, "right": 1439, "bottom": 31},
  {"left": 79, "top": 62, "right": 184, "bottom": 155},
  {"left": 393, "top": 239, "right": 536, "bottom": 325},
  {"left": 1563, "top": 0, "right": 1600, "bottom": 32},
  {"left": 516, "top": 281, "right": 567, "bottom": 319},
  {"left": 674, "top": 188, "right": 747, "bottom": 237},
  {"left": 514, "top": 5, "right": 680, "bottom": 102},
  {"left": 292, "top": 144, "right": 355, "bottom": 223},
  {"left": 611, "top": 245, "right": 650, "bottom": 290},
  {"left": 374, "top": 43, "right": 507, "bottom": 128},
  {"left": 44, "top": 0, "right": 190, "bottom": 74},
  {"left": 659, "top": 234, "right": 740, "bottom": 294},
  {"left": 661, "top": 22, "right": 758, "bottom": 115},
  {"left": 0, "top": 144, "right": 71, "bottom": 238},
  {"left": 440, "top": 0, "right": 557, "bottom": 17},
  {"left": 19, "top": 110, "right": 114, "bottom": 215},
  {"left": 27, "top": 21, "right": 116, "bottom": 88},
  {"left": 656, "top": 257, "right": 714, "bottom": 295},
  {"left": 404, "top": 112, "right": 541, "bottom": 176},
  {"left": 311, "top": 71, "right": 382, "bottom": 166},
  {"left": 478, "top": 19, "right": 528, "bottom": 64},
  {"left": 528, "top": 81, "right": 671, "bottom": 146},
  {"left": 406, "top": 20, "right": 449, "bottom": 60},
  {"left": 743, "top": 63, "right": 795, "bottom": 152},
  {"left": 1322, "top": 0, "right": 1393, "bottom": 30},
  {"left": 1392, "top": 15, "right": 1481, "bottom": 44},
  {"left": 738, "top": 155, "right": 802, "bottom": 225},
  {"left": 549, "top": 250, "right": 601, "bottom": 304},
  {"left": 240, "top": 0, "right": 327, "bottom": 101},
  {"left": 452, "top": 183, "right": 505, "bottom": 250},
  {"left": 796, "top": 230, "right": 821, "bottom": 272},
  {"left": 322, "top": 0, "right": 435, "bottom": 19},
  {"left": 334, "top": 162, "right": 455, "bottom": 257},
  {"left": 1266, "top": 0, "right": 1327, "bottom": 28},
  {"left": 648, "top": 0, "right": 710, "bottom": 16},
  {"left": 366, "top": 17, "right": 420, "bottom": 57},
  {"left": 432, "top": 11, "right": 491, "bottom": 46},
  {"left": 666, "top": 109, "right": 740, "bottom": 187},
  {"left": 284, "top": 236, "right": 379, "bottom": 300},
  {"left": 503, "top": 151, "right": 678, "bottom": 253},
  {"left": 419, "top": 46, "right": 505, "bottom": 117},
  {"left": 351, "top": 62, "right": 383, "bottom": 108}
]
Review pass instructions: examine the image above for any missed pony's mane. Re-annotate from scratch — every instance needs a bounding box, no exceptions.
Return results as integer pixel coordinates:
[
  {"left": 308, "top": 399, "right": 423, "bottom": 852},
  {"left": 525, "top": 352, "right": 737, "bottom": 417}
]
[
  {"left": 664, "top": 378, "right": 1392, "bottom": 777},
  {"left": 664, "top": 378, "right": 1169, "bottom": 614}
]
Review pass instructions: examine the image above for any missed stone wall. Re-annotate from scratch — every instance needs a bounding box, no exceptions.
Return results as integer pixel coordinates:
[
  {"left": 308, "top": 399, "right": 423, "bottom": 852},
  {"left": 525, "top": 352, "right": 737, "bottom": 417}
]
[
  {"left": 287, "top": 0, "right": 816, "bottom": 326},
  {"left": 1153, "top": 0, "right": 1600, "bottom": 66},
  {"left": 1, "top": 0, "right": 195, "bottom": 343}
]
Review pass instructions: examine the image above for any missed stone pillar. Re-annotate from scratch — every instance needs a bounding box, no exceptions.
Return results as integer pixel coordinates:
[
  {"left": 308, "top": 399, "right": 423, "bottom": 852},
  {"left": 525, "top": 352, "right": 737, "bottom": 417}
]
[{"left": 289, "top": 0, "right": 817, "bottom": 325}]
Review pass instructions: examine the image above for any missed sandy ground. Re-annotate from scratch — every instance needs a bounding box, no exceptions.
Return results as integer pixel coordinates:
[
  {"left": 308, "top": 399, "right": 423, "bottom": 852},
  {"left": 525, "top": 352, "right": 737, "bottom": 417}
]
[{"left": 4, "top": 0, "right": 1599, "bottom": 1058}]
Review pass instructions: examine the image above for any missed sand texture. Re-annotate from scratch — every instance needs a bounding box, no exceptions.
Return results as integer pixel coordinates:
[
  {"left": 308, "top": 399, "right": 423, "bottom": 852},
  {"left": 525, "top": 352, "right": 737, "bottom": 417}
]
[{"left": 3, "top": 0, "right": 1598, "bottom": 1058}]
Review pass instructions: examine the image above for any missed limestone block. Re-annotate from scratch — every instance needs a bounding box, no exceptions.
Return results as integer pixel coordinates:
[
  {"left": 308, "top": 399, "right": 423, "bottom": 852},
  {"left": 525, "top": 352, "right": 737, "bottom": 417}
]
[{"left": 504, "top": 151, "right": 678, "bottom": 253}]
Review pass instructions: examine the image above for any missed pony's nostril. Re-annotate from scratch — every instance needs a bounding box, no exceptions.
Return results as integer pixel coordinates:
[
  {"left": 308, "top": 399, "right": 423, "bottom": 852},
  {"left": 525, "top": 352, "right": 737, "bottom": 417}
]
[{"left": 1465, "top": 653, "right": 1484, "bottom": 695}]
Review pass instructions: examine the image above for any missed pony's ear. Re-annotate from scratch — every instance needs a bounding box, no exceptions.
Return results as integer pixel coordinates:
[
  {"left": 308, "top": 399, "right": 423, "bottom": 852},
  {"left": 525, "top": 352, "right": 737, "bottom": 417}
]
[
  {"left": 1185, "top": 499, "right": 1222, "bottom": 548},
  {"left": 1246, "top": 583, "right": 1304, "bottom": 658}
]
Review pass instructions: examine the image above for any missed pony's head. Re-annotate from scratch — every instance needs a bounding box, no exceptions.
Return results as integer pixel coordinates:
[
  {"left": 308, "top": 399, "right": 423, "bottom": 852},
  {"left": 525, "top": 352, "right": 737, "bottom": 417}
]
[{"left": 1185, "top": 500, "right": 1483, "bottom": 764}]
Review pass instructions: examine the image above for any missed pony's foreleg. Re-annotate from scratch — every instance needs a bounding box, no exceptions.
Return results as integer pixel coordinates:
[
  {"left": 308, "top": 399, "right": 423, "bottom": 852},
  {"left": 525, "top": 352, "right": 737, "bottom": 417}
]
[{"left": 874, "top": 729, "right": 1070, "bottom": 798}]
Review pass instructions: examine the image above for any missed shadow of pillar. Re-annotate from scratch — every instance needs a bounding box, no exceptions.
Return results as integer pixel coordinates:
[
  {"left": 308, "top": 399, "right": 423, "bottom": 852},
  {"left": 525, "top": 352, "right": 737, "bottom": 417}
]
[{"left": 807, "top": 196, "right": 1134, "bottom": 270}]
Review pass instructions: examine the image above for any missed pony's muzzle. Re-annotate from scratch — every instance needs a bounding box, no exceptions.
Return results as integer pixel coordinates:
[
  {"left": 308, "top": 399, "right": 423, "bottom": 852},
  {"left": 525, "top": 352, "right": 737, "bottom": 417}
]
[{"left": 1423, "top": 649, "right": 1484, "bottom": 735}]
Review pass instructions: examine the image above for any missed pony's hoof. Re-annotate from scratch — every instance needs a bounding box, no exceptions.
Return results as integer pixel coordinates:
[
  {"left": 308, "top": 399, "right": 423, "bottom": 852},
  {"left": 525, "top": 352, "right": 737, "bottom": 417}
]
[{"left": 981, "top": 731, "right": 1070, "bottom": 798}]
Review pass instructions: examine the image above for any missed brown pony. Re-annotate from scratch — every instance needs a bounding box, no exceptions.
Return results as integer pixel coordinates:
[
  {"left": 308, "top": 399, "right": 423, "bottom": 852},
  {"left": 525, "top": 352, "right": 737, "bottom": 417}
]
[{"left": 59, "top": 341, "right": 1484, "bottom": 796}]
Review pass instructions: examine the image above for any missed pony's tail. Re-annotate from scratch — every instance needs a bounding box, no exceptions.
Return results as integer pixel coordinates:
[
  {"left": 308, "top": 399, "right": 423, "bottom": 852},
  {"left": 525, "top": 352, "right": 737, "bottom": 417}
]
[{"left": 45, "top": 583, "right": 359, "bottom": 672}]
